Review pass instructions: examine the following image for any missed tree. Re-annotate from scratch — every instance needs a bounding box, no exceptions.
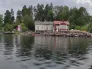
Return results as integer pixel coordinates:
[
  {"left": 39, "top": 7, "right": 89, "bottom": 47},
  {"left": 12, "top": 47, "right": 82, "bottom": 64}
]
[
  {"left": 0, "top": 15, "right": 3, "bottom": 26},
  {"left": 44, "top": 3, "right": 54, "bottom": 21},
  {"left": 61, "top": 6, "right": 69, "bottom": 20},
  {"left": 23, "top": 15, "right": 34, "bottom": 31},
  {"left": 54, "top": 6, "right": 63, "bottom": 20},
  {"left": 2, "top": 3, "right": 92, "bottom": 32},
  {"left": 0, "top": 15, "right": 4, "bottom": 31},
  {"left": 54, "top": 6, "right": 69, "bottom": 20},
  {"left": 4, "top": 23, "right": 13, "bottom": 31},
  {"left": 4, "top": 10, "right": 12, "bottom": 25},
  {"left": 34, "top": 4, "right": 45, "bottom": 21},
  {"left": 28, "top": 5, "right": 33, "bottom": 16},
  {"left": 4, "top": 9, "right": 15, "bottom": 25},
  {"left": 11, "top": 9, "right": 15, "bottom": 23},
  {"left": 16, "top": 10, "right": 23, "bottom": 24},
  {"left": 69, "top": 7, "right": 90, "bottom": 29},
  {"left": 87, "top": 23, "right": 92, "bottom": 33},
  {"left": 22, "top": 5, "right": 28, "bottom": 17},
  {"left": 78, "top": 7, "right": 89, "bottom": 25}
]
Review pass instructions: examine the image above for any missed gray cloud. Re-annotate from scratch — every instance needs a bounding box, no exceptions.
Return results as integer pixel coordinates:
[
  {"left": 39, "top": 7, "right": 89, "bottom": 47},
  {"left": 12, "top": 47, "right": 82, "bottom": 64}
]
[{"left": 0, "top": 0, "right": 92, "bottom": 15}]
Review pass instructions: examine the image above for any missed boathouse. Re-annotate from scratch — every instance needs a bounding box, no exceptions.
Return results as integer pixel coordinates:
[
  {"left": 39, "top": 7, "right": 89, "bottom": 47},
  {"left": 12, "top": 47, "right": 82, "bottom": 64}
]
[{"left": 35, "top": 21, "right": 70, "bottom": 32}]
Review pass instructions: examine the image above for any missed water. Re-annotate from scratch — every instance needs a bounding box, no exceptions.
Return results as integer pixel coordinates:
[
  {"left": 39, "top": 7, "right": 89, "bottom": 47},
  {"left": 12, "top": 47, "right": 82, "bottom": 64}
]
[{"left": 0, "top": 35, "right": 92, "bottom": 69}]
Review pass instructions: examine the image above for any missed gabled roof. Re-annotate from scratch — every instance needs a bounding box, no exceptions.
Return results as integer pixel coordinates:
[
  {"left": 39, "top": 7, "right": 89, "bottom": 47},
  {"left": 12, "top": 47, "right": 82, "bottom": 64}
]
[
  {"left": 35, "top": 21, "right": 53, "bottom": 25},
  {"left": 54, "top": 21, "right": 70, "bottom": 25},
  {"left": 35, "top": 21, "right": 70, "bottom": 25}
]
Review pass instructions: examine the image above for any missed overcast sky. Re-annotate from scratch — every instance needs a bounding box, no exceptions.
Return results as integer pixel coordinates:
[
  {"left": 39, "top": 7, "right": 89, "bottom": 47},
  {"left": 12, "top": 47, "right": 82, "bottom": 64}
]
[{"left": 0, "top": 0, "right": 92, "bottom": 15}]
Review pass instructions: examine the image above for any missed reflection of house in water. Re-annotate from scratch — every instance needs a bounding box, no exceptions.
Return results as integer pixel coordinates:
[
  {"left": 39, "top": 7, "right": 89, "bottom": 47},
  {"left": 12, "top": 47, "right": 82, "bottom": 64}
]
[
  {"left": 13, "top": 35, "right": 21, "bottom": 46},
  {"left": 34, "top": 36, "right": 70, "bottom": 54},
  {"left": 34, "top": 36, "right": 89, "bottom": 63}
]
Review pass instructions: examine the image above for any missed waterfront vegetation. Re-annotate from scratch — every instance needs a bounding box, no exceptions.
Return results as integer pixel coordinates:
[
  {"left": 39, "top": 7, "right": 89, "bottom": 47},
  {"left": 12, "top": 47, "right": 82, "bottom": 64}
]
[{"left": 0, "top": 3, "right": 92, "bottom": 32}]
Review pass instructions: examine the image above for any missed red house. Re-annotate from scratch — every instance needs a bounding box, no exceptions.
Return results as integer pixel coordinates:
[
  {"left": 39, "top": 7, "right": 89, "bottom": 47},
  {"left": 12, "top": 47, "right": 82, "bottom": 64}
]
[{"left": 54, "top": 21, "right": 70, "bottom": 32}]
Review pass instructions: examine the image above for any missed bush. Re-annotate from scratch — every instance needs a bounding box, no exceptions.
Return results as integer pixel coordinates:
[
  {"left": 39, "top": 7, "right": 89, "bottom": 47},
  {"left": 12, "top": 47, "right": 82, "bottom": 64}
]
[
  {"left": 4, "top": 23, "right": 14, "bottom": 31},
  {"left": 75, "top": 26, "right": 81, "bottom": 30},
  {"left": 20, "top": 23, "right": 28, "bottom": 32},
  {"left": 87, "top": 23, "right": 92, "bottom": 33},
  {"left": 81, "top": 25, "right": 87, "bottom": 31}
]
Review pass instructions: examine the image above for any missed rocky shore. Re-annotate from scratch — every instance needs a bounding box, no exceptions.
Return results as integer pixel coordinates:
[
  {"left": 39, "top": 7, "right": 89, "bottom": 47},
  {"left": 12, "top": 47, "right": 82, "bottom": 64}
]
[
  {"left": 34, "top": 31, "right": 92, "bottom": 37},
  {"left": 20, "top": 31, "right": 35, "bottom": 36},
  {"left": 17, "top": 30, "right": 92, "bottom": 37}
]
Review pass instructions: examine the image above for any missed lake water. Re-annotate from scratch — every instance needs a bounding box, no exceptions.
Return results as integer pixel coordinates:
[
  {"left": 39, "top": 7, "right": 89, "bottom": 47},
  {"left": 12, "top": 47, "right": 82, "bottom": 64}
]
[{"left": 0, "top": 35, "right": 92, "bottom": 69}]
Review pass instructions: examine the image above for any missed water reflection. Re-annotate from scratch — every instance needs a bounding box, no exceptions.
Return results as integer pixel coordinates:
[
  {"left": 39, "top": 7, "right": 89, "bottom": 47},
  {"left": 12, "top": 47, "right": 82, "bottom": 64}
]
[
  {"left": 69, "top": 38, "right": 88, "bottom": 59},
  {"left": 3, "top": 35, "right": 14, "bottom": 55},
  {"left": 0, "top": 35, "right": 91, "bottom": 69},
  {"left": 16, "top": 35, "right": 34, "bottom": 57},
  {"left": 34, "top": 36, "right": 90, "bottom": 69}
]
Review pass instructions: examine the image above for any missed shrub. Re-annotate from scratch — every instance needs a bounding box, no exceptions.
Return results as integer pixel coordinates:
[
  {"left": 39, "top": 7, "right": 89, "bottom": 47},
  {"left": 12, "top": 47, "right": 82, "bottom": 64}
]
[{"left": 20, "top": 23, "right": 28, "bottom": 32}]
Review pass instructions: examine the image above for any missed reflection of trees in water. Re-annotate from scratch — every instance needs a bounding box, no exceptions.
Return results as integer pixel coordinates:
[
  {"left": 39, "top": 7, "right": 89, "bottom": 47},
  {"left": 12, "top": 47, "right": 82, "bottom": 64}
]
[
  {"left": 3, "top": 35, "right": 14, "bottom": 55},
  {"left": 67, "top": 38, "right": 89, "bottom": 67},
  {"left": 51, "top": 40, "right": 88, "bottom": 67},
  {"left": 52, "top": 51, "right": 68, "bottom": 64},
  {"left": 16, "top": 36, "right": 34, "bottom": 57},
  {"left": 32, "top": 37, "right": 91, "bottom": 69},
  {"left": 35, "top": 48, "right": 52, "bottom": 60},
  {"left": 69, "top": 40, "right": 88, "bottom": 59},
  {"left": 89, "top": 65, "right": 92, "bottom": 69}
]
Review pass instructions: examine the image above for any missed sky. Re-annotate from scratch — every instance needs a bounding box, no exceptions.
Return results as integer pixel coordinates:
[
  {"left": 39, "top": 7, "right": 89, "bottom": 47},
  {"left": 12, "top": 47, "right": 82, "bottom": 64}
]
[{"left": 0, "top": 0, "right": 92, "bottom": 15}]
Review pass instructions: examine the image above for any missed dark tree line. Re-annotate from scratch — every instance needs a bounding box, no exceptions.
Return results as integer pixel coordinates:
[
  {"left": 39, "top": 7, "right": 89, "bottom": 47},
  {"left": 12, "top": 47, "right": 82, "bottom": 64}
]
[{"left": 0, "top": 3, "right": 91, "bottom": 32}]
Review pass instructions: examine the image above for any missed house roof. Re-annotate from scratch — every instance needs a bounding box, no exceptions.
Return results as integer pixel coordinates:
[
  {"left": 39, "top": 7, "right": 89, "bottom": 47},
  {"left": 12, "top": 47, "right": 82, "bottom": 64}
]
[
  {"left": 54, "top": 21, "right": 70, "bottom": 25},
  {"left": 35, "top": 21, "right": 70, "bottom": 25},
  {"left": 35, "top": 21, "right": 53, "bottom": 25}
]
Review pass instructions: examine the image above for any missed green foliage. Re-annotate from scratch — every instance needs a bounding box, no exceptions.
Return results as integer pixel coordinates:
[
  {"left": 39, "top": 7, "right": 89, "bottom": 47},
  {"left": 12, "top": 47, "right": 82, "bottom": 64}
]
[
  {"left": 34, "top": 4, "right": 45, "bottom": 21},
  {"left": 0, "top": 15, "right": 3, "bottom": 27},
  {"left": 20, "top": 23, "right": 28, "bottom": 32},
  {"left": 4, "top": 10, "right": 12, "bottom": 24},
  {"left": 4, "top": 23, "right": 14, "bottom": 31},
  {"left": 1, "top": 4, "right": 92, "bottom": 32},
  {"left": 75, "top": 26, "right": 81, "bottom": 30},
  {"left": 55, "top": 6, "right": 69, "bottom": 20},
  {"left": 16, "top": 10, "right": 23, "bottom": 23},
  {"left": 34, "top": 3, "right": 54, "bottom": 21},
  {"left": 3, "top": 9, "right": 15, "bottom": 32},
  {"left": 16, "top": 5, "right": 34, "bottom": 31},
  {"left": 87, "top": 23, "right": 92, "bottom": 33},
  {"left": 70, "top": 25, "right": 88, "bottom": 31},
  {"left": 0, "top": 15, "right": 6, "bottom": 32},
  {"left": 4, "top": 9, "right": 15, "bottom": 25},
  {"left": 69, "top": 41, "right": 88, "bottom": 55},
  {"left": 81, "top": 25, "right": 88, "bottom": 31},
  {"left": 23, "top": 15, "right": 34, "bottom": 31}
]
